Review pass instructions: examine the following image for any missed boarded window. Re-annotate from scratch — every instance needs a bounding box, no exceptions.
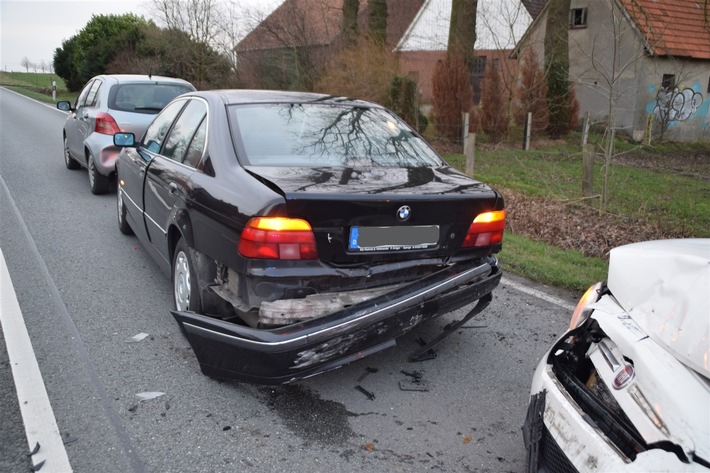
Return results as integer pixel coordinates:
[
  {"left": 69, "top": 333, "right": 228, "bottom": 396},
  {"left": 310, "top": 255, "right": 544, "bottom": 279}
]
[
  {"left": 661, "top": 74, "right": 676, "bottom": 89},
  {"left": 569, "top": 8, "right": 588, "bottom": 28}
]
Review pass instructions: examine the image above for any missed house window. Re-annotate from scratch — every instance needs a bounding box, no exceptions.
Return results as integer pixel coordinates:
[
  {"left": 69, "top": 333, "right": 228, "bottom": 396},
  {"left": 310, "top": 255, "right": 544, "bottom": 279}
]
[
  {"left": 661, "top": 74, "right": 675, "bottom": 89},
  {"left": 473, "top": 57, "right": 487, "bottom": 75},
  {"left": 492, "top": 58, "right": 500, "bottom": 70},
  {"left": 569, "top": 8, "right": 588, "bottom": 28},
  {"left": 472, "top": 56, "right": 487, "bottom": 105},
  {"left": 707, "top": 76, "right": 710, "bottom": 93}
]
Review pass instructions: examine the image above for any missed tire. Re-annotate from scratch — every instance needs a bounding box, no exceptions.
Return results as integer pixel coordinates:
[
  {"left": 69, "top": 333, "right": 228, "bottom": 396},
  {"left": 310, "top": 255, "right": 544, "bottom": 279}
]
[
  {"left": 64, "top": 136, "right": 80, "bottom": 170},
  {"left": 88, "top": 152, "right": 110, "bottom": 195},
  {"left": 172, "top": 238, "right": 201, "bottom": 313},
  {"left": 117, "top": 185, "right": 133, "bottom": 235}
]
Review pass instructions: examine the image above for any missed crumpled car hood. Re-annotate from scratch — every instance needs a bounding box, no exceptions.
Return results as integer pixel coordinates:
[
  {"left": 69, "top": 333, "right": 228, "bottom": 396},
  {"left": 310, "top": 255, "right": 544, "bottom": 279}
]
[{"left": 607, "top": 239, "right": 710, "bottom": 380}]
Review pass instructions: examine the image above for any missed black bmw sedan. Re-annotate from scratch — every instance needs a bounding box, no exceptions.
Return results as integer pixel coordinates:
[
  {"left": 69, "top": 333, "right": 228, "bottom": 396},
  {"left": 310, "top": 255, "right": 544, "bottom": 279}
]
[{"left": 113, "top": 90, "right": 505, "bottom": 384}]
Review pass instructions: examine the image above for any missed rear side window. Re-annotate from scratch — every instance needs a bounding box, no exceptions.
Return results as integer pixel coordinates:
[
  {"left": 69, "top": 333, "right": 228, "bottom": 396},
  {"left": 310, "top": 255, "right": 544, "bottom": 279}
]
[
  {"left": 109, "top": 83, "right": 194, "bottom": 114},
  {"left": 85, "top": 80, "right": 102, "bottom": 107},
  {"left": 74, "top": 80, "right": 95, "bottom": 108},
  {"left": 142, "top": 100, "right": 186, "bottom": 153},
  {"left": 162, "top": 100, "right": 207, "bottom": 164}
]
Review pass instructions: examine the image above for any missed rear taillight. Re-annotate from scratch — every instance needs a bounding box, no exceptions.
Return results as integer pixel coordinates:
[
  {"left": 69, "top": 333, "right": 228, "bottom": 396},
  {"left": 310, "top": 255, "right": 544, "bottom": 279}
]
[
  {"left": 238, "top": 217, "right": 318, "bottom": 260},
  {"left": 95, "top": 112, "right": 120, "bottom": 135},
  {"left": 462, "top": 210, "right": 506, "bottom": 248}
]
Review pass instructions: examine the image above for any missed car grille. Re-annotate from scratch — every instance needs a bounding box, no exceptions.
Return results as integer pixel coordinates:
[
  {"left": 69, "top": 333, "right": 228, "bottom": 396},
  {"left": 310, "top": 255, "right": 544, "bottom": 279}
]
[{"left": 539, "top": 426, "right": 579, "bottom": 473}]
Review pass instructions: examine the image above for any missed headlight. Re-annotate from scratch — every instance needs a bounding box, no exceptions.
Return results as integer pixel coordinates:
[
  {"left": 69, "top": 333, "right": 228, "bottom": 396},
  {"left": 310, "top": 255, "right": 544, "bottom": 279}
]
[{"left": 568, "top": 282, "right": 604, "bottom": 329}]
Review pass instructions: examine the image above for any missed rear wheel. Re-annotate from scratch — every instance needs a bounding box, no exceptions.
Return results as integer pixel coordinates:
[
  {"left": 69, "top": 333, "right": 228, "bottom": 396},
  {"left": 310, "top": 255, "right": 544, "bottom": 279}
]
[
  {"left": 117, "top": 185, "right": 133, "bottom": 235},
  {"left": 172, "top": 238, "right": 200, "bottom": 313},
  {"left": 64, "top": 136, "right": 80, "bottom": 170},
  {"left": 88, "top": 152, "right": 110, "bottom": 195}
]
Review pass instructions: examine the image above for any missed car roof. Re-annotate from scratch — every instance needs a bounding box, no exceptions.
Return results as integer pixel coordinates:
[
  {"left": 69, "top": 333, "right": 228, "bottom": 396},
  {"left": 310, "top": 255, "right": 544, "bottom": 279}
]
[
  {"left": 95, "top": 74, "right": 195, "bottom": 87},
  {"left": 185, "top": 89, "right": 377, "bottom": 107}
]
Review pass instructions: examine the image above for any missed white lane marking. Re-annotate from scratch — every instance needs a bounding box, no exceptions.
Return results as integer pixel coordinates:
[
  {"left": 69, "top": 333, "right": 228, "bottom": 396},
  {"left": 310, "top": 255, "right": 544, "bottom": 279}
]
[
  {"left": 0, "top": 249, "right": 73, "bottom": 472},
  {"left": 501, "top": 276, "right": 576, "bottom": 311}
]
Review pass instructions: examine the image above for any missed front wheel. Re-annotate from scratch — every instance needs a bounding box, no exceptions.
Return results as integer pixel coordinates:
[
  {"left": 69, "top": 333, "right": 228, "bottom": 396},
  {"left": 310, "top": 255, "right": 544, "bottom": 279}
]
[
  {"left": 88, "top": 152, "right": 111, "bottom": 195},
  {"left": 172, "top": 238, "right": 200, "bottom": 313}
]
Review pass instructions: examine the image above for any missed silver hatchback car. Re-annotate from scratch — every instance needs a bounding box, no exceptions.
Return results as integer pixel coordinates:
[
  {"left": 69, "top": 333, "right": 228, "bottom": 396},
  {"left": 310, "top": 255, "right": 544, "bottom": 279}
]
[{"left": 57, "top": 75, "right": 195, "bottom": 194}]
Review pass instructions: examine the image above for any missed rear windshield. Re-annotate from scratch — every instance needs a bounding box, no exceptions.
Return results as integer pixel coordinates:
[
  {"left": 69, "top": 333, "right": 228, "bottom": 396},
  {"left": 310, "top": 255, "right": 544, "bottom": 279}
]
[
  {"left": 229, "top": 103, "right": 444, "bottom": 168},
  {"left": 109, "top": 83, "right": 194, "bottom": 114}
]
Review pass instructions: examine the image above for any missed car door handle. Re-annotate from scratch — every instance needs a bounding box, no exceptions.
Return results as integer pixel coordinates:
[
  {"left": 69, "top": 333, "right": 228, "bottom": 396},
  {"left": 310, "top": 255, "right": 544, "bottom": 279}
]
[{"left": 169, "top": 182, "right": 179, "bottom": 195}]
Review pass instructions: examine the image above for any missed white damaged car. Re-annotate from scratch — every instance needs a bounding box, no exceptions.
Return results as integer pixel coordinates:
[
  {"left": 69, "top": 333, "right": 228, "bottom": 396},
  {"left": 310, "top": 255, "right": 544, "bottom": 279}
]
[{"left": 523, "top": 239, "right": 710, "bottom": 472}]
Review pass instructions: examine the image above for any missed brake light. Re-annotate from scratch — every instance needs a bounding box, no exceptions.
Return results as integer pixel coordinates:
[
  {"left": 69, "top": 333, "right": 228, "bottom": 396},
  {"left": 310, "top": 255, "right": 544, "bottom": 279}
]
[
  {"left": 462, "top": 210, "right": 506, "bottom": 247},
  {"left": 95, "top": 112, "right": 120, "bottom": 135},
  {"left": 238, "top": 217, "right": 318, "bottom": 260}
]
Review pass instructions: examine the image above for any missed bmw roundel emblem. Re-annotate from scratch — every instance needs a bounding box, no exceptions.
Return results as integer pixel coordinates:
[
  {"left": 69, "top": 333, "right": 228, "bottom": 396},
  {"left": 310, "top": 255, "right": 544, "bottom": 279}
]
[{"left": 397, "top": 205, "right": 411, "bottom": 221}]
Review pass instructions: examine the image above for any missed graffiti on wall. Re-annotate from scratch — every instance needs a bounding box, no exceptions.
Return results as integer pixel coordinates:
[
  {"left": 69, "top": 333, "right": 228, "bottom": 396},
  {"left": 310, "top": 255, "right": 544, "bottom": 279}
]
[{"left": 653, "top": 87, "right": 704, "bottom": 122}]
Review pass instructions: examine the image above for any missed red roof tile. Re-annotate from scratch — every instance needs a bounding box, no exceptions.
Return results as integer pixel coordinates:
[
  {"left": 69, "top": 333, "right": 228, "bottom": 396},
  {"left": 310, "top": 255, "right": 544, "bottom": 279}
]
[{"left": 620, "top": 0, "right": 710, "bottom": 59}]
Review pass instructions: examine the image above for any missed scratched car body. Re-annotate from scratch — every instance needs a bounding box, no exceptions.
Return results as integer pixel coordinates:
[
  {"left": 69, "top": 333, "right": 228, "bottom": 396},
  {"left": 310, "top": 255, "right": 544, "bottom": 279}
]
[
  {"left": 523, "top": 239, "right": 710, "bottom": 472},
  {"left": 114, "top": 90, "right": 505, "bottom": 384}
]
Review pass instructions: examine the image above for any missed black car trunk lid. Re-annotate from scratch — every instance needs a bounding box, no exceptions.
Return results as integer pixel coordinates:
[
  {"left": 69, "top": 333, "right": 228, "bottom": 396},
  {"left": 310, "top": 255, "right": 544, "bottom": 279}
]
[{"left": 244, "top": 165, "right": 503, "bottom": 263}]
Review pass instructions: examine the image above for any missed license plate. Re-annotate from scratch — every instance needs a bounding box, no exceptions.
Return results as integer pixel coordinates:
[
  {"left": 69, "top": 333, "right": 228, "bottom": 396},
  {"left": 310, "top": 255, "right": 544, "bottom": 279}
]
[{"left": 348, "top": 225, "right": 439, "bottom": 252}]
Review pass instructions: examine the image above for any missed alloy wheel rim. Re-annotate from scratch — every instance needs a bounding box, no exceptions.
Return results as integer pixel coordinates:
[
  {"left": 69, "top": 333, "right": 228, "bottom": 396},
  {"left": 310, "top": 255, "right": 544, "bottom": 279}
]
[
  {"left": 64, "top": 139, "right": 70, "bottom": 164},
  {"left": 174, "top": 251, "right": 190, "bottom": 311}
]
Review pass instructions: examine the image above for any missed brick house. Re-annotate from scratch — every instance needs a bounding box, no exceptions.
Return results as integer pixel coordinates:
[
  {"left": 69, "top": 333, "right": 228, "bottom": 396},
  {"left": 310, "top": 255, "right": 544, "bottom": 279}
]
[
  {"left": 516, "top": 0, "right": 710, "bottom": 141},
  {"left": 395, "top": 0, "right": 533, "bottom": 104},
  {"left": 236, "top": 0, "right": 534, "bottom": 106},
  {"left": 235, "top": 0, "right": 425, "bottom": 90}
]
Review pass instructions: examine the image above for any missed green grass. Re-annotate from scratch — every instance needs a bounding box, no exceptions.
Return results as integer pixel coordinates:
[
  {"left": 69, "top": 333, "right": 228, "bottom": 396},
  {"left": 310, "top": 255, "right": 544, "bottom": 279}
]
[
  {"left": 0, "top": 71, "right": 76, "bottom": 103},
  {"left": 498, "top": 232, "right": 608, "bottom": 292},
  {"left": 445, "top": 137, "right": 709, "bottom": 291},
  {"left": 446, "top": 144, "right": 710, "bottom": 238}
]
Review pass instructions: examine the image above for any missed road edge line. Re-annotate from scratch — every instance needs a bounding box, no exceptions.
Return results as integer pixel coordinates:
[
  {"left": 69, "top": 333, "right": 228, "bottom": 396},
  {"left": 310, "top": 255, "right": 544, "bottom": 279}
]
[
  {"left": 0, "top": 249, "right": 73, "bottom": 473},
  {"left": 501, "top": 276, "right": 576, "bottom": 311}
]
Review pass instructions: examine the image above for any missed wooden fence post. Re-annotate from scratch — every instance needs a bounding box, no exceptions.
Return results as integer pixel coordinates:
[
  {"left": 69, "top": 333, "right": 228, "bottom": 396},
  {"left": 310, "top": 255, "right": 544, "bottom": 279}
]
[
  {"left": 582, "top": 144, "right": 594, "bottom": 197},
  {"left": 523, "top": 112, "right": 532, "bottom": 151},
  {"left": 581, "top": 112, "right": 590, "bottom": 146},
  {"left": 462, "top": 112, "right": 470, "bottom": 154},
  {"left": 465, "top": 133, "right": 476, "bottom": 177}
]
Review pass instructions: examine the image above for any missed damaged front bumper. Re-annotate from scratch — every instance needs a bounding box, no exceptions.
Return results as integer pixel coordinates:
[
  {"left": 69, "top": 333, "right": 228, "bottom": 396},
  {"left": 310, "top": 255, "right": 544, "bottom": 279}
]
[
  {"left": 523, "top": 323, "right": 710, "bottom": 473},
  {"left": 172, "top": 257, "right": 500, "bottom": 384}
]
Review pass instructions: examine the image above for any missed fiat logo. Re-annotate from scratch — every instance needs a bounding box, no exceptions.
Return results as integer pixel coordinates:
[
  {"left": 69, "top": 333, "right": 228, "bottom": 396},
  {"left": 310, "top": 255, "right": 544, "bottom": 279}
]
[{"left": 397, "top": 205, "right": 411, "bottom": 221}]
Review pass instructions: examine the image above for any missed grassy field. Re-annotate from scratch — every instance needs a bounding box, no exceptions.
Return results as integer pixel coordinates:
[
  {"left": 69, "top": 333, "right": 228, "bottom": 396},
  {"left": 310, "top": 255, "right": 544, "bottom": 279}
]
[
  {"left": 0, "top": 71, "right": 76, "bottom": 103},
  {"left": 445, "top": 135, "right": 709, "bottom": 292}
]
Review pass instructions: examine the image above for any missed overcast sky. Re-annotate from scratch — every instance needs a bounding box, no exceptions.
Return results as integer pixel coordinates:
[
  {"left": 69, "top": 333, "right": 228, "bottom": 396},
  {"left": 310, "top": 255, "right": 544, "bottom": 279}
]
[{"left": 0, "top": 0, "right": 281, "bottom": 72}]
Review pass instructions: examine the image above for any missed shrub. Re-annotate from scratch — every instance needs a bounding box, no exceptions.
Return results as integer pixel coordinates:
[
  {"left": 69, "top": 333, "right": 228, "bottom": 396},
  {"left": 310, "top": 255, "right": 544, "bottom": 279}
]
[
  {"left": 480, "top": 62, "right": 508, "bottom": 142},
  {"left": 431, "top": 54, "right": 472, "bottom": 141}
]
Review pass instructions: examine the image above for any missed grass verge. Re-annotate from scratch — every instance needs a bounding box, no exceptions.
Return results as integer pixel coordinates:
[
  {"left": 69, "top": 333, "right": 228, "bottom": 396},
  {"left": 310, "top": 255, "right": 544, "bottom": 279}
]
[
  {"left": 498, "top": 232, "right": 608, "bottom": 292},
  {"left": 0, "top": 71, "right": 76, "bottom": 103},
  {"left": 445, "top": 137, "right": 708, "bottom": 292}
]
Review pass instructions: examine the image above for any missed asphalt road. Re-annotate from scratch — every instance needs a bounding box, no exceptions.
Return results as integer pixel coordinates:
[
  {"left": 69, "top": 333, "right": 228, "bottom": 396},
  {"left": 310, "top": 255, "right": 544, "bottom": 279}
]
[{"left": 0, "top": 87, "right": 579, "bottom": 473}]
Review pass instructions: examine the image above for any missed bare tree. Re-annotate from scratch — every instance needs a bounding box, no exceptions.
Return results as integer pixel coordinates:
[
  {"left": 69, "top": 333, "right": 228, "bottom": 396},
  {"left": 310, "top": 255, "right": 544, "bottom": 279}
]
[
  {"left": 21, "top": 56, "right": 31, "bottom": 72},
  {"left": 574, "top": 0, "right": 671, "bottom": 213},
  {"left": 237, "top": 0, "right": 340, "bottom": 91},
  {"left": 151, "top": 0, "right": 246, "bottom": 84}
]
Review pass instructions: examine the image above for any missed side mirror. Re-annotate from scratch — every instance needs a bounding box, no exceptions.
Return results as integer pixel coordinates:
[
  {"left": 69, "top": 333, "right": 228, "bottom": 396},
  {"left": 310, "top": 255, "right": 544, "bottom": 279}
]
[
  {"left": 114, "top": 132, "right": 136, "bottom": 147},
  {"left": 56, "top": 101, "right": 73, "bottom": 112}
]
